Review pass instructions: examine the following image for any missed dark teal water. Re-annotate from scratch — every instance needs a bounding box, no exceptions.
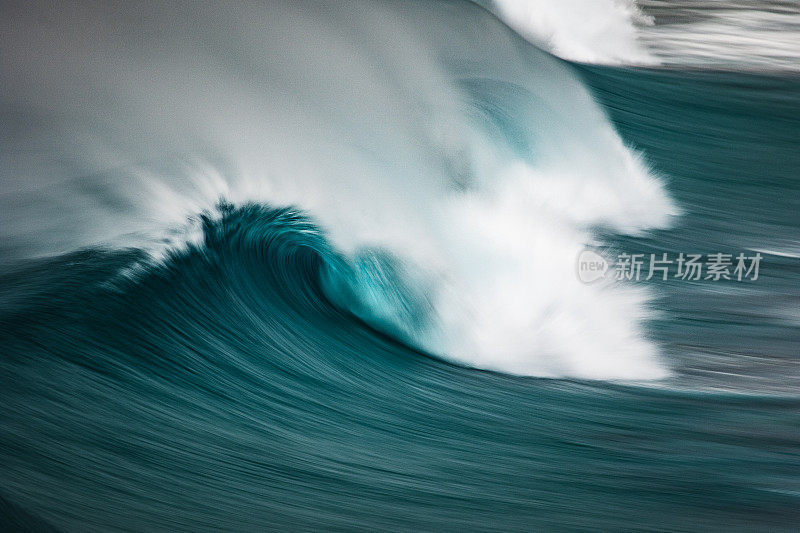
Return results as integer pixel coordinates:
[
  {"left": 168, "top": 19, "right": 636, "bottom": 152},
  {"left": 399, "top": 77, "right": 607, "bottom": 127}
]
[
  {"left": 2, "top": 200, "right": 799, "bottom": 531},
  {"left": 2, "top": 3, "right": 800, "bottom": 532},
  {"left": 579, "top": 65, "right": 800, "bottom": 392}
]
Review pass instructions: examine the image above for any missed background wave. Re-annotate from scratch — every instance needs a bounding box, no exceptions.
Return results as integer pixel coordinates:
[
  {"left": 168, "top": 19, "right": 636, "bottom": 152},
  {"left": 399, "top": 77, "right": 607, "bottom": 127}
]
[
  {"left": 487, "top": 0, "right": 800, "bottom": 69},
  {"left": 489, "top": 0, "right": 656, "bottom": 64}
]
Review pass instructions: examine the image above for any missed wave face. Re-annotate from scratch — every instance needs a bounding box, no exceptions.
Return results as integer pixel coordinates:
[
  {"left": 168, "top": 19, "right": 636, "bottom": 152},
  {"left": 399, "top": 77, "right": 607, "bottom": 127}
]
[{"left": 1, "top": 0, "right": 675, "bottom": 379}]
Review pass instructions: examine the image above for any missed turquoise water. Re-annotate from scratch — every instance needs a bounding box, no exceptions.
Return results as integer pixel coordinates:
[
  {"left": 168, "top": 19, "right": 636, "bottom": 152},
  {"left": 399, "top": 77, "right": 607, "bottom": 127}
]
[{"left": 1, "top": 1, "right": 799, "bottom": 530}]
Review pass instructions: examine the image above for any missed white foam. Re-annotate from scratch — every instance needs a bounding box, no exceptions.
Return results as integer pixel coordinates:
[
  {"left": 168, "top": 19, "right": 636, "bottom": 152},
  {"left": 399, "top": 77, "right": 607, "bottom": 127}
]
[{"left": 426, "top": 166, "right": 671, "bottom": 379}]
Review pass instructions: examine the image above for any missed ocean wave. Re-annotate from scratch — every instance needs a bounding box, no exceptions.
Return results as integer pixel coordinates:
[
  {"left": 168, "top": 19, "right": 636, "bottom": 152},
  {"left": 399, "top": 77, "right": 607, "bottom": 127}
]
[
  {"left": 2, "top": 1, "right": 800, "bottom": 530},
  {"left": 1, "top": 0, "right": 676, "bottom": 379}
]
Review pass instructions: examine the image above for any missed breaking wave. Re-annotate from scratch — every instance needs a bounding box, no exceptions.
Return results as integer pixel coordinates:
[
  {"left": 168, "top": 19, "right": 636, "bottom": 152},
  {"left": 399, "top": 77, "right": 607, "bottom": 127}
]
[{"left": 1, "top": 0, "right": 676, "bottom": 379}]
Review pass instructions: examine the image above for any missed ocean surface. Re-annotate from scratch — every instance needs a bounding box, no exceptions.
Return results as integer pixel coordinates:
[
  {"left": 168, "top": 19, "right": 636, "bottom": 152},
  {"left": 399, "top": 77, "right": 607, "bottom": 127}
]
[{"left": 1, "top": 1, "right": 799, "bottom": 530}]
